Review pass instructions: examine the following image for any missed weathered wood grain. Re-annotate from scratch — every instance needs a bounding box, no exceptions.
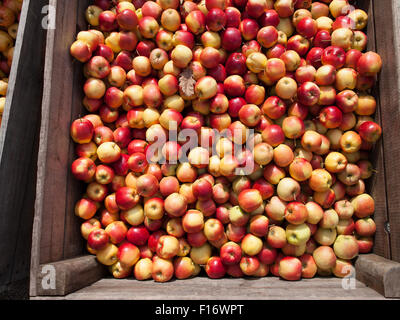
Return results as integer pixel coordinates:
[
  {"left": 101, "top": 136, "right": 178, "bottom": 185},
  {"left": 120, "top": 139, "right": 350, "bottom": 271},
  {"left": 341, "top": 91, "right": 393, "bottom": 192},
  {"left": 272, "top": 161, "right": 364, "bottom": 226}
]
[
  {"left": 0, "top": 0, "right": 47, "bottom": 298},
  {"left": 373, "top": 0, "right": 400, "bottom": 262},
  {"left": 35, "top": 255, "right": 106, "bottom": 296},
  {"left": 355, "top": 254, "right": 400, "bottom": 298},
  {"left": 358, "top": 0, "right": 392, "bottom": 260},
  {"left": 61, "top": 0, "right": 92, "bottom": 262},
  {"left": 33, "top": 276, "right": 386, "bottom": 300},
  {"left": 30, "top": 0, "right": 79, "bottom": 297}
]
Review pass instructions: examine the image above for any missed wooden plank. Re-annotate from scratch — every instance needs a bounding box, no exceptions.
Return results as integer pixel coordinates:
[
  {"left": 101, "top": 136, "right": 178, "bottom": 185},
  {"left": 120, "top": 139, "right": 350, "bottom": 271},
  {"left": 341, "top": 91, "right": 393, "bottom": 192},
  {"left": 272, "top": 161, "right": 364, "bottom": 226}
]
[
  {"left": 62, "top": 0, "right": 93, "bottom": 261},
  {"left": 30, "top": 0, "right": 79, "bottom": 296},
  {"left": 32, "top": 0, "right": 81, "bottom": 267},
  {"left": 37, "top": 277, "right": 385, "bottom": 300},
  {"left": 355, "top": 254, "right": 400, "bottom": 298},
  {"left": 35, "top": 256, "right": 106, "bottom": 296},
  {"left": 373, "top": 0, "right": 400, "bottom": 262},
  {"left": 358, "top": 0, "right": 392, "bottom": 259},
  {"left": 0, "top": 0, "right": 47, "bottom": 298}
]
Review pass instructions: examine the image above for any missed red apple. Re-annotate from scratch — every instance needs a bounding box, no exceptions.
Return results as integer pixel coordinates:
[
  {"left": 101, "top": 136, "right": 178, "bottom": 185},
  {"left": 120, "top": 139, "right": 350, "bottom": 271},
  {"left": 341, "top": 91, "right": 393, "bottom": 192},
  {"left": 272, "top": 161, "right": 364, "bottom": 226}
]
[{"left": 205, "top": 256, "right": 227, "bottom": 279}]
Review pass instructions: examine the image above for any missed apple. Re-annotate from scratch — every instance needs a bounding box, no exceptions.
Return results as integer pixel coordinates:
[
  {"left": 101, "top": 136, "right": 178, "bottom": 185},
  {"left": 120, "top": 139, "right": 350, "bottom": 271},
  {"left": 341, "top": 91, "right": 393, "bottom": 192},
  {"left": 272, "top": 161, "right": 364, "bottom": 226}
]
[
  {"left": 311, "top": 29, "right": 331, "bottom": 49},
  {"left": 332, "top": 235, "right": 359, "bottom": 260},
  {"left": 134, "top": 258, "right": 153, "bottom": 280},
  {"left": 304, "top": 201, "right": 324, "bottom": 225},
  {"left": 261, "top": 125, "right": 285, "bottom": 147},
  {"left": 297, "top": 81, "right": 320, "bottom": 106},
  {"left": 114, "top": 186, "right": 138, "bottom": 211},
  {"left": 96, "top": 243, "right": 118, "bottom": 266},
  {"left": 296, "top": 17, "right": 317, "bottom": 39},
  {"left": 237, "top": 189, "right": 263, "bottom": 213},
  {"left": 348, "top": 8, "right": 368, "bottom": 30},
  {"left": 275, "top": 76, "right": 298, "bottom": 100},
  {"left": 255, "top": 26, "right": 278, "bottom": 50},
  {"left": 240, "top": 18, "right": 260, "bottom": 41},
  {"left": 262, "top": 96, "right": 286, "bottom": 120},
  {"left": 116, "top": 242, "right": 139, "bottom": 267},
  {"left": 267, "top": 226, "right": 287, "bottom": 249},
  {"left": 156, "top": 235, "right": 179, "bottom": 259},
  {"left": 240, "top": 256, "right": 260, "bottom": 276},
  {"left": 322, "top": 45, "right": 346, "bottom": 70},
  {"left": 356, "top": 51, "right": 382, "bottom": 77},
  {"left": 143, "top": 197, "right": 164, "bottom": 221},
  {"left": 325, "top": 151, "right": 348, "bottom": 173},
  {"left": 71, "top": 156, "right": 96, "bottom": 182},
  {"left": 190, "top": 243, "right": 212, "bottom": 265},
  {"left": 279, "top": 256, "right": 302, "bottom": 281},
  {"left": 282, "top": 116, "right": 305, "bottom": 140},
  {"left": 285, "top": 202, "right": 308, "bottom": 225},
  {"left": 88, "top": 228, "right": 109, "bottom": 250},
  {"left": 104, "top": 221, "right": 127, "bottom": 245},
  {"left": 286, "top": 223, "right": 311, "bottom": 246},
  {"left": 199, "top": 46, "right": 221, "bottom": 69},
  {"left": 337, "top": 163, "right": 360, "bottom": 186},
  {"left": 120, "top": 202, "right": 145, "bottom": 226},
  {"left": 152, "top": 257, "right": 174, "bottom": 283},
  {"left": 277, "top": 177, "right": 301, "bottom": 202},
  {"left": 224, "top": 75, "right": 246, "bottom": 98},
  {"left": 202, "top": 218, "right": 223, "bottom": 241},
  {"left": 273, "top": 144, "right": 294, "bottom": 168},
  {"left": 173, "top": 257, "right": 195, "bottom": 280},
  {"left": 274, "top": 0, "right": 295, "bottom": 18},
  {"left": 258, "top": 9, "right": 280, "bottom": 28},
  {"left": 227, "top": 205, "right": 249, "bottom": 227},
  {"left": 312, "top": 245, "right": 337, "bottom": 271},
  {"left": 225, "top": 223, "right": 245, "bottom": 243},
  {"left": 309, "top": 169, "right": 332, "bottom": 193},
  {"left": 357, "top": 236, "right": 374, "bottom": 254},
  {"left": 246, "top": 0, "right": 268, "bottom": 18},
  {"left": 358, "top": 121, "right": 382, "bottom": 143},
  {"left": 295, "top": 65, "right": 316, "bottom": 84},
  {"left": 354, "top": 217, "right": 376, "bottom": 237},
  {"left": 165, "top": 217, "right": 185, "bottom": 238},
  {"left": 336, "top": 217, "right": 355, "bottom": 235},
  {"left": 185, "top": 10, "right": 206, "bottom": 34},
  {"left": 206, "top": 8, "right": 227, "bottom": 31},
  {"left": 164, "top": 193, "right": 188, "bottom": 217},
  {"left": 70, "top": 39, "right": 93, "bottom": 63},
  {"left": 300, "top": 131, "right": 322, "bottom": 153},
  {"left": 177, "top": 237, "right": 191, "bottom": 257},
  {"left": 292, "top": 9, "right": 312, "bottom": 27},
  {"left": 181, "top": 209, "right": 204, "bottom": 234},
  {"left": 70, "top": 117, "right": 94, "bottom": 144}
]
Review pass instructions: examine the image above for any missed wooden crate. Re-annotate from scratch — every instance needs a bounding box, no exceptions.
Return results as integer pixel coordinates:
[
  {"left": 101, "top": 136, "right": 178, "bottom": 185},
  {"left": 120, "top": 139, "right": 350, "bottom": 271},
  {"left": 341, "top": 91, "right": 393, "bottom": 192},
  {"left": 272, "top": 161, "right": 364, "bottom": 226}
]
[
  {"left": 29, "top": 0, "right": 400, "bottom": 299},
  {"left": 0, "top": 0, "right": 48, "bottom": 298}
]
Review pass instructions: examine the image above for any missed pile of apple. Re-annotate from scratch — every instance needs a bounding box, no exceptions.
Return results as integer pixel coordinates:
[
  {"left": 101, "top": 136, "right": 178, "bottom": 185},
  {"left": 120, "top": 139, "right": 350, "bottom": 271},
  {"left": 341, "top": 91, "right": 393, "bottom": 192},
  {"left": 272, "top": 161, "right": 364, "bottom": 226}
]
[
  {"left": 0, "top": 0, "right": 22, "bottom": 124},
  {"left": 70, "top": 0, "right": 383, "bottom": 282}
]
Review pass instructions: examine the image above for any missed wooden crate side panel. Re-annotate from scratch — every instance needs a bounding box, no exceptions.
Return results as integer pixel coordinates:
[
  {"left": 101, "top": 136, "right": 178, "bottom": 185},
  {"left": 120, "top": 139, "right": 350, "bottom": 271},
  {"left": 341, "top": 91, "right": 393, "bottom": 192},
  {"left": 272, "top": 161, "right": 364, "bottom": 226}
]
[
  {"left": 374, "top": 0, "right": 400, "bottom": 262},
  {"left": 36, "top": 0, "right": 80, "bottom": 265},
  {"left": 62, "top": 0, "right": 94, "bottom": 260},
  {"left": 0, "top": 0, "right": 47, "bottom": 296},
  {"left": 362, "top": 0, "right": 392, "bottom": 259},
  {"left": 35, "top": 256, "right": 106, "bottom": 296},
  {"left": 30, "top": 0, "right": 79, "bottom": 297},
  {"left": 31, "top": 0, "right": 94, "bottom": 296}
]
